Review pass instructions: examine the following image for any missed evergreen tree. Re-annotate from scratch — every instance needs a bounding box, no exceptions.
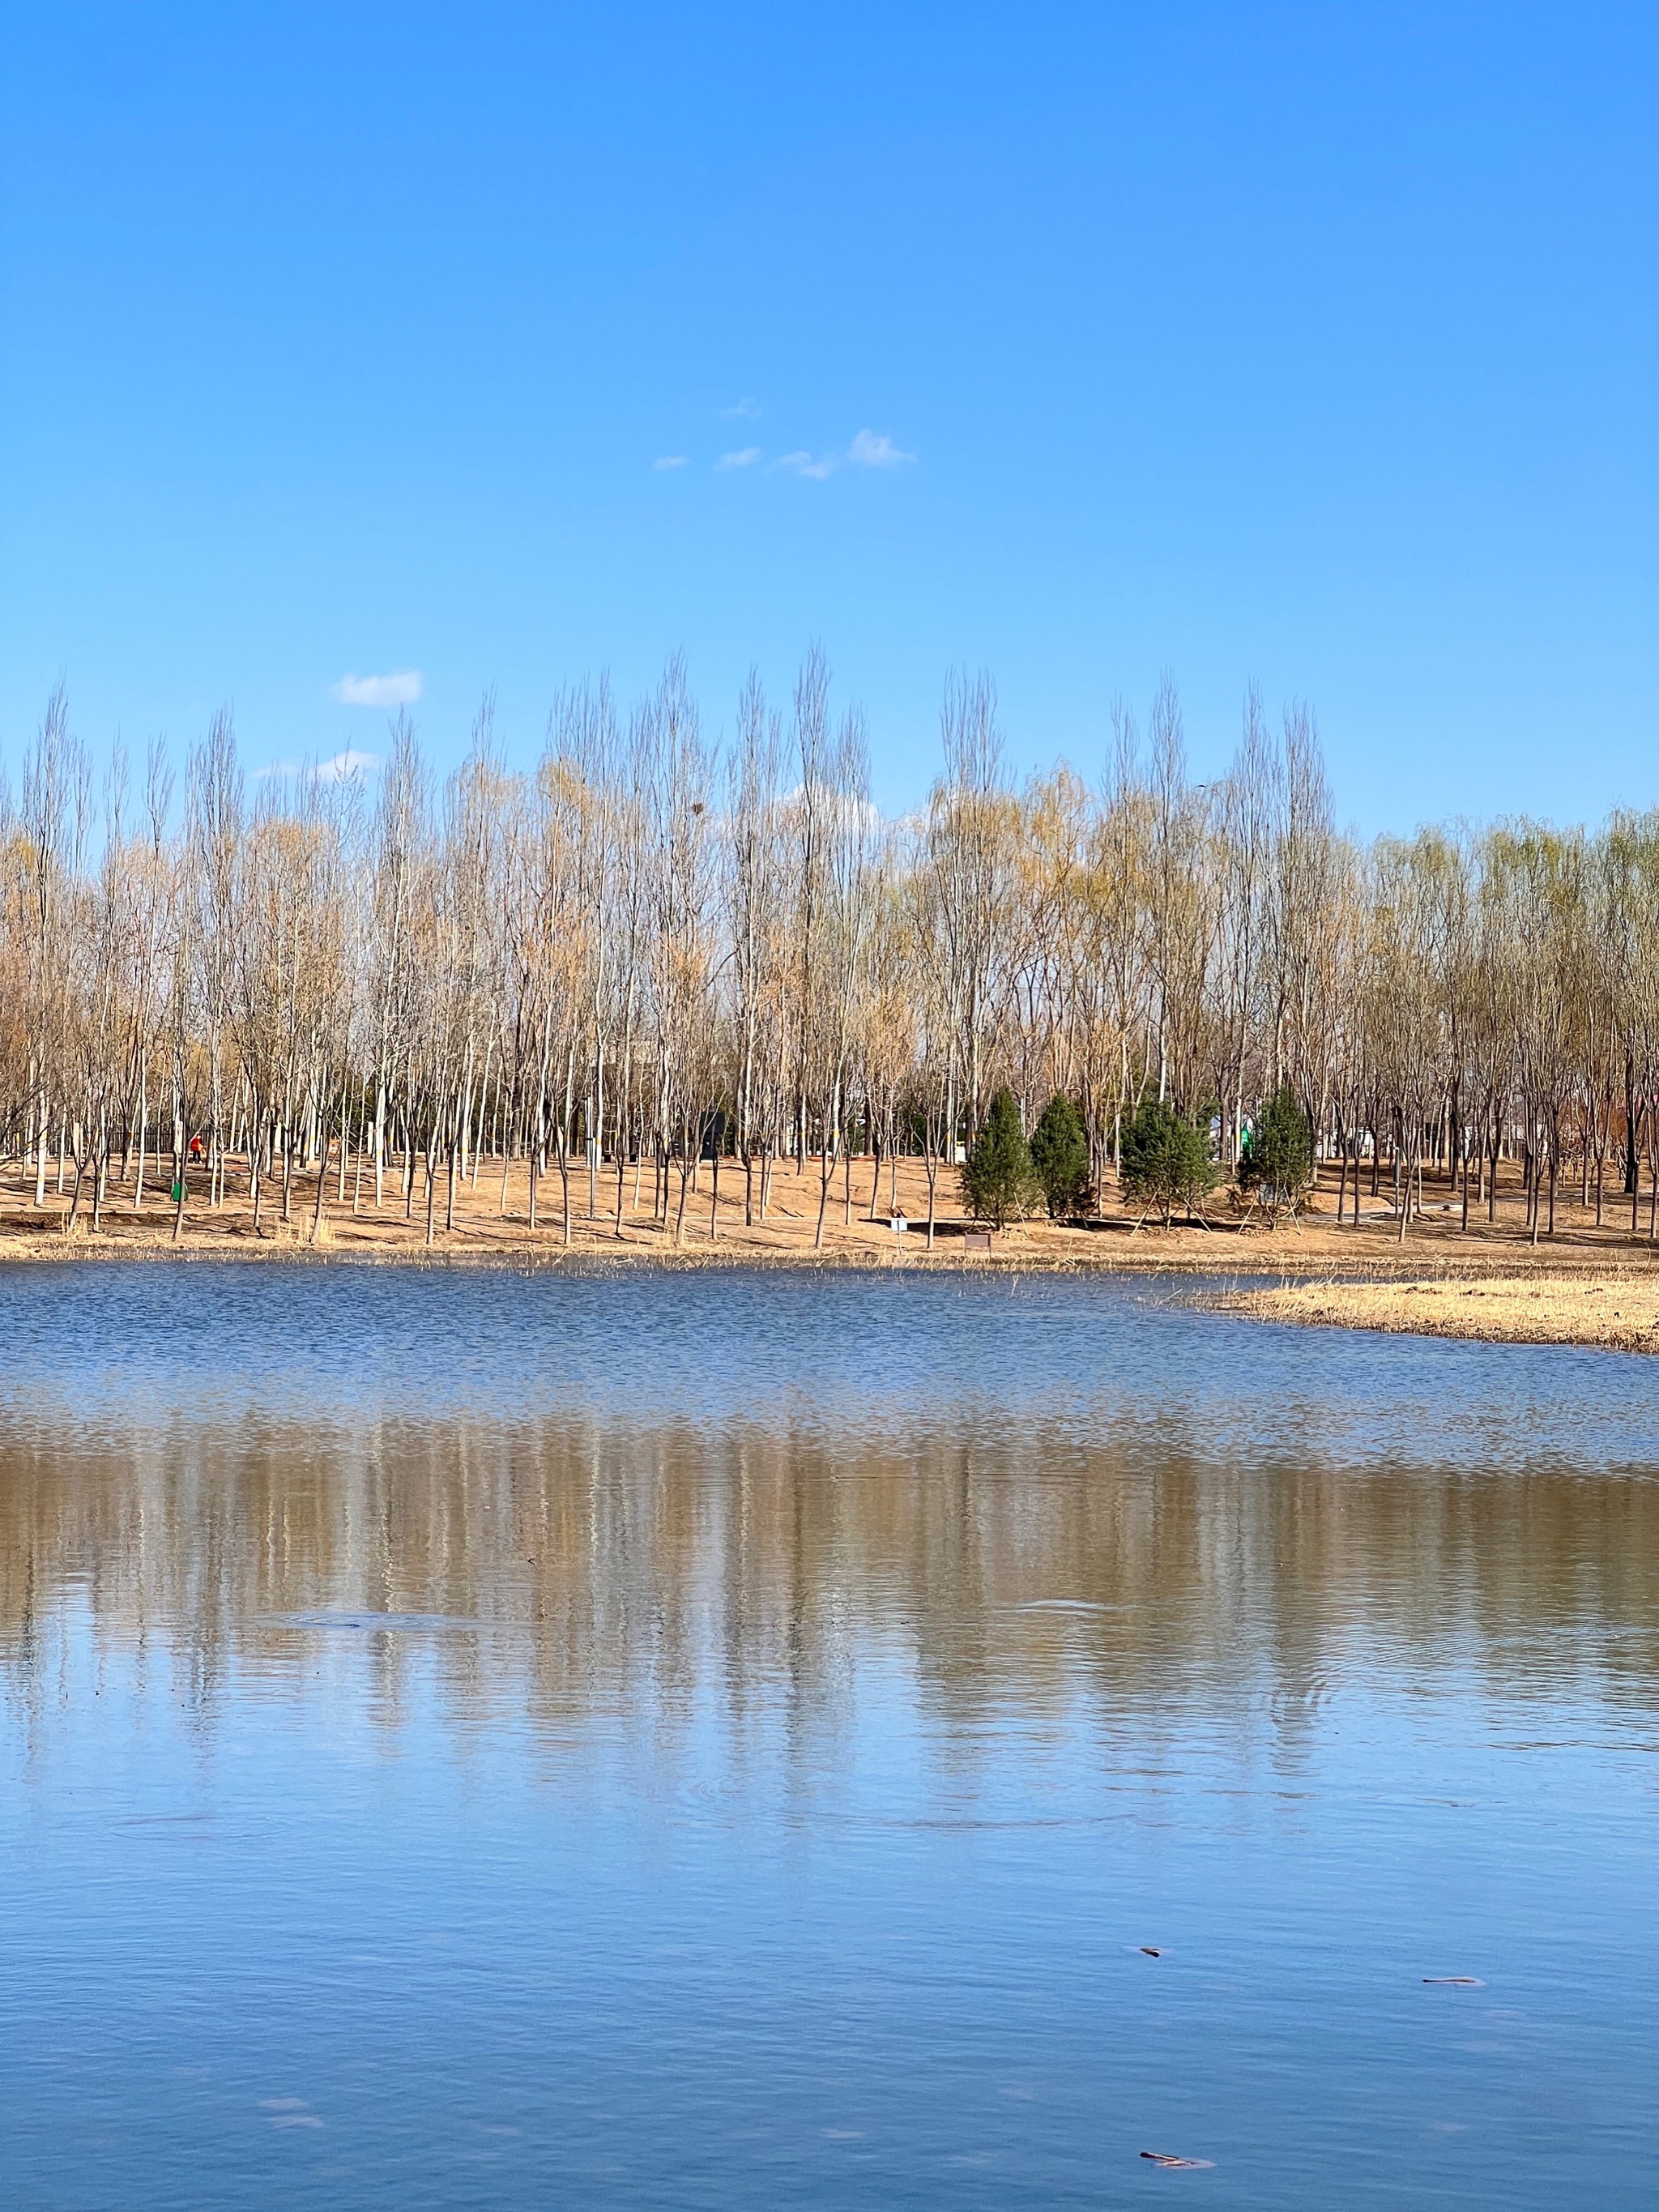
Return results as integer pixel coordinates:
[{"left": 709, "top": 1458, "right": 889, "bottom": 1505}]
[
  {"left": 1029, "top": 1091, "right": 1093, "bottom": 1218},
  {"left": 1238, "top": 1083, "right": 1315, "bottom": 1217},
  {"left": 1117, "top": 1096, "right": 1217, "bottom": 1228},
  {"left": 960, "top": 1087, "right": 1040, "bottom": 1228}
]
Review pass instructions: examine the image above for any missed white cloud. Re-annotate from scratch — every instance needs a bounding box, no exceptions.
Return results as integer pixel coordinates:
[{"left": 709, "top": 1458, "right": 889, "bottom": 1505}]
[
  {"left": 718, "top": 446, "right": 763, "bottom": 469},
  {"left": 771, "top": 432, "right": 916, "bottom": 482},
  {"left": 331, "top": 669, "right": 422, "bottom": 707},
  {"left": 254, "top": 749, "right": 380, "bottom": 785},
  {"left": 777, "top": 782, "right": 889, "bottom": 835},
  {"left": 723, "top": 397, "right": 761, "bottom": 419},
  {"left": 653, "top": 454, "right": 689, "bottom": 470},
  {"left": 318, "top": 749, "right": 379, "bottom": 783},
  {"left": 847, "top": 429, "right": 915, "bottom": 469}
]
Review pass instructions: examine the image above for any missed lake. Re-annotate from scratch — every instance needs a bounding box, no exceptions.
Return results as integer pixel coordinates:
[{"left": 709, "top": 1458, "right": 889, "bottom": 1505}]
[{"left": 1, "top": 1261, "right": 1656, "bottom": 2208}]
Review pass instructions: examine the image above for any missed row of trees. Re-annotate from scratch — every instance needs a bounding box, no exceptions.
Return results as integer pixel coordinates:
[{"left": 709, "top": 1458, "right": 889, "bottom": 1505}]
[{"left": 5, "top": 660, "right": 1659, "bottom": 1246}]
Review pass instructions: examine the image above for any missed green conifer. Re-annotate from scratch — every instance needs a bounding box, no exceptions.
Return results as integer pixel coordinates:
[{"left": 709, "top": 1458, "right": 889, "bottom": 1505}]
[
  {"left": 1238, "top": 1083, "right": 1315, "bottom": 1218},
  {"left": 1029, "top": 1092, "right": 1093, "bottom": 1218},
  {"left": 960, "top": 1087, "right": 1040, "bottom": 1228},
  {"left": 1118, "top": 1096, "right": 1217, "bottom": 1228}
]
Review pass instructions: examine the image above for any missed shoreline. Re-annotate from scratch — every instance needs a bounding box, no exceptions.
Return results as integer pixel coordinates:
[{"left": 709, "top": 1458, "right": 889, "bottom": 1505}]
[
  {"left": 7, "top": 1232, "right": 1659, "bottom": 1359},
  {"left": 7, "top": 1222, "right": 1659, "bottom": 1360},
  {"left": 6, "top": 1156, "right": 1659, "bottom": 1352},
  {"left": 11, "top": 1214, "right": 1659, "bottom": 1275}
]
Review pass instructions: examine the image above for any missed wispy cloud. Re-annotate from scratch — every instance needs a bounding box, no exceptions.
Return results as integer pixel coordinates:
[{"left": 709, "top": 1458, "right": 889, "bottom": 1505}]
[
  {"left": 331, "top": 670, "right": 421, "bottom": 707},
  {"left": 718, "top": 446, "right": 763, "bottom": 469},
  {"left": 255, "top": 749, "right": 380, "bottom": 785},
  {"left": 847, "top": 429, "right": 915, "bottom": 469},
  {"left": 723, "top": 396, "right": 761, "bottom": 420},
  {"left": 653, "top": 454, "right": 689, "bottom": 471},
  {"left": 772, "top": 431, "right": 917, "bottom": 481}
]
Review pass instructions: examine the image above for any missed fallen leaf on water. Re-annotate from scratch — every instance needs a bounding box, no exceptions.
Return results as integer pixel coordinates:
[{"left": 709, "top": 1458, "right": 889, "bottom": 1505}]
[{"left": 1141, "top": 2151, "right": 1214, "bottom": 2169}]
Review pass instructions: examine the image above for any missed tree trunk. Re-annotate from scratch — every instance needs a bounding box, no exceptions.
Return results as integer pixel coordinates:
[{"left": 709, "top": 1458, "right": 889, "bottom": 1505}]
[
  {"left": 172, "top": 1121, "right": 187, "bottom": 1245},
  {"left": 311, "top": 1116, "right": 331, "bottom": 1245},
  {"left": 1461, "top": 1138, "right": 1470, "bottom": 1232},
  {"left": 673, "top": 1145, "right": 690, "bottom": 1245},
  {"left": 814, "top": 1136, "right": 834, "bottom": 1250}
]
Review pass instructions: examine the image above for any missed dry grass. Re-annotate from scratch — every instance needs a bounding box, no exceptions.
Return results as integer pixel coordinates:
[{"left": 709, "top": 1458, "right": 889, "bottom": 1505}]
[{"left": 1230, "top": 1274, "right": 1659, "bottom": 1354}]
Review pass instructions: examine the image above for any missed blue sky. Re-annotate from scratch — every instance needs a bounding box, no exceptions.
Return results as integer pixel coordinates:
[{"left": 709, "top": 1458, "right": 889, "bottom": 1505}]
[{"left": 2, "top": 2, "right": 1653, "bottom": 827}]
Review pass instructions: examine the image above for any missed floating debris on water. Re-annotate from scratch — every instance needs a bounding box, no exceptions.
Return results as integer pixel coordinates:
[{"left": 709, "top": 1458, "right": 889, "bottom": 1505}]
[
  {"left": 1422, "top": 1976, "right": 1486, "bottom": 1988},
  {"left": 273, "top": 1612, "right": 515, "bottom": 1634},
  {"left": 1140, "top": 2150, "right": 1214, "bottom": 2169}
]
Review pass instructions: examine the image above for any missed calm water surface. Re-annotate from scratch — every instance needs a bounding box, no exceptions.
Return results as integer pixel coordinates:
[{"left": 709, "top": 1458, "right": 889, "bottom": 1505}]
[{"left": 2, "top": 1262, "right": 1657, "bottom": 2209}]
